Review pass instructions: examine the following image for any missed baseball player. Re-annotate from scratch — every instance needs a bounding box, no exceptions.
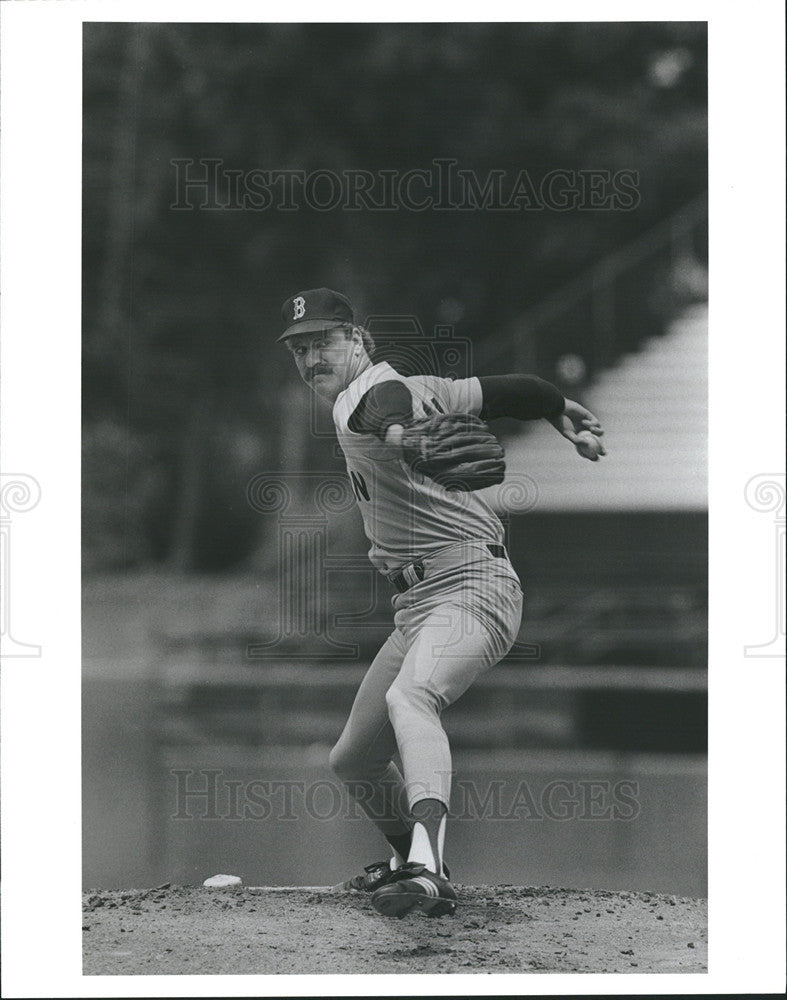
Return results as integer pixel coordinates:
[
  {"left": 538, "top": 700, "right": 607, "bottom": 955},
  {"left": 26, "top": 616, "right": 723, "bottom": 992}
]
[{"left": 279, "top": 288, "right": 605, "bottom": 918}]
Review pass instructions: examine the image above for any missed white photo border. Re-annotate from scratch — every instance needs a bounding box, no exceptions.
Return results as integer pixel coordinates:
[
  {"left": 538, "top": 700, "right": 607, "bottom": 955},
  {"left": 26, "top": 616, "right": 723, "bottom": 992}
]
[{"left": 1, "top": 1, "right": 784, "bottom": 996}]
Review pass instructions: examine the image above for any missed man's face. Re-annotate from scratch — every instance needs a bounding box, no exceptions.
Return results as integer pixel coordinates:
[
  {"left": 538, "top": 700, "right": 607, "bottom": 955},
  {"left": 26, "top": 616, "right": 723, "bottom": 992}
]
[{"left": 285, "top": 326, "right": 360, "bottom": 401}]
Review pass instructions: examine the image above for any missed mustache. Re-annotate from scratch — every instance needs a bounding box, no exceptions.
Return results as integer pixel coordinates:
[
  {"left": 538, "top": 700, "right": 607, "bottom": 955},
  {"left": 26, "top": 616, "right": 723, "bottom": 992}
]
[{"left": 306, "top": 365, "right": 333, "bottom": 380}]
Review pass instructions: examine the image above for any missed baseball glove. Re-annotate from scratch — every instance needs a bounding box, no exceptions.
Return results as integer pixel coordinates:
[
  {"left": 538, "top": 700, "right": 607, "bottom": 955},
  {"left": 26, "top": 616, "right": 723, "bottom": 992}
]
[{"left": 400, "top": 413, "right": 505, "bottom": 491}]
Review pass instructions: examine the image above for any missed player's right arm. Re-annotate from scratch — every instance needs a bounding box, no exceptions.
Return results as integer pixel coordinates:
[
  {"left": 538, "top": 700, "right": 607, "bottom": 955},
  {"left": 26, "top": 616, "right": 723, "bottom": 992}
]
[{"left": 347, "top": 380, "right": 413, "bottom": 449}]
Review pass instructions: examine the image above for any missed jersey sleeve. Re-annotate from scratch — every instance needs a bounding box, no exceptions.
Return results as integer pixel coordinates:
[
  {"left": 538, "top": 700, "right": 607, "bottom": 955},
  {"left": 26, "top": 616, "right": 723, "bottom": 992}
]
[
  {"left": 478, "top": 374, "right": 565, "bottom": 421},
  {"left": 347, "top": 379, "right": 414, "bottom": 439},
  {"left": 431, "top": 376, "right": 483, "bottom": 416}
]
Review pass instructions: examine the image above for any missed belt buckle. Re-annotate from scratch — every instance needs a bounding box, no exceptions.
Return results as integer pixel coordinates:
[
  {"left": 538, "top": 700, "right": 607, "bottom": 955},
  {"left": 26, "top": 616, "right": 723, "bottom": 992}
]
[{"left": 402, "top": 561, "right": 425, "bottom": 588}]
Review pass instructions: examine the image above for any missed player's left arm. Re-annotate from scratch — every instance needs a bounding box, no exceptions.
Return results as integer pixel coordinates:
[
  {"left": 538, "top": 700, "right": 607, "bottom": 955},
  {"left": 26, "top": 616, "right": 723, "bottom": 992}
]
[
  {"left": 478, "top": 374, "right": 606, "bottom": 460},
  {"left": 547, "top": 399, "right": 606, "bottom": 460}
]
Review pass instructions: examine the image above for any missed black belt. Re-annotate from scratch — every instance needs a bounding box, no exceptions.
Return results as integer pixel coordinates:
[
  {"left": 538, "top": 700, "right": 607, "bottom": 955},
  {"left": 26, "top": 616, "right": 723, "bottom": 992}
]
[{"left": 389, "top": 543, "right": 507, "bottom": 594}]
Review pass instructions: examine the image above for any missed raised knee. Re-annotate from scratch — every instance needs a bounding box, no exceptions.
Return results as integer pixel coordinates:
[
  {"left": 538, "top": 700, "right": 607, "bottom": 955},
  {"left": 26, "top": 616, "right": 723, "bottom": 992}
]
[
  {"left": 328, "top": 739, "right": 357, "bottom": 780},
  {"left": 386, "top": 680, "right": 440, "bottom": 717},
  {"left": 384, "top": 682, "right": 406, "bottom": 715}
]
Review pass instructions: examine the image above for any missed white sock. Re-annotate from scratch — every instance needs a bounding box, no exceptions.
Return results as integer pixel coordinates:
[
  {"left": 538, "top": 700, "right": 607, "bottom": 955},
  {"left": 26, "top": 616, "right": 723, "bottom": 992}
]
[
  {"left": 407, "top": 821, "right": 438, "bottom": 874},
  {"left": 389, "top": 849, "right": 406, "bottom": 871},
  {"left": 436, "top": 813, "right": 447, "bottom": 876}
]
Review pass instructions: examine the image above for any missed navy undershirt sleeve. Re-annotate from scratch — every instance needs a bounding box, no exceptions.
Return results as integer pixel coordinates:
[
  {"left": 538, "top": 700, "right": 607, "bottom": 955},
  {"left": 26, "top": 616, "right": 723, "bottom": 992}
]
[
  {"left": 348, "top": 380, "right": 414, "bottom": 440},
  {"left": 478, "top": 374, "right": 565, "bottom": 422}
]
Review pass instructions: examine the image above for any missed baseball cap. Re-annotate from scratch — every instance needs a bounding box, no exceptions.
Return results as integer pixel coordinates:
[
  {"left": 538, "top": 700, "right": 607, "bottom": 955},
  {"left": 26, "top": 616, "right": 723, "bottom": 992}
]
[{"left": 278, "top": 288, "right": 354, "bottom": 342}]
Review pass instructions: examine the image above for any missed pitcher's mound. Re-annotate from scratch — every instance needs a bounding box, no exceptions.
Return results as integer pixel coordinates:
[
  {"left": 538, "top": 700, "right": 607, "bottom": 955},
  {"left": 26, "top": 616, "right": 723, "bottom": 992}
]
[{"left": 83, "top": 883, "right": 707, "bottom": 975}]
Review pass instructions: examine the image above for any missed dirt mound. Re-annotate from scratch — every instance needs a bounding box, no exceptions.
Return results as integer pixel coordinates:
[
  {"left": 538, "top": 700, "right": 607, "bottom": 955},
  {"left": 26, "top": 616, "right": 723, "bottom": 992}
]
[{"left": 82, "top": 883, "right": 706, "bottom": 975}]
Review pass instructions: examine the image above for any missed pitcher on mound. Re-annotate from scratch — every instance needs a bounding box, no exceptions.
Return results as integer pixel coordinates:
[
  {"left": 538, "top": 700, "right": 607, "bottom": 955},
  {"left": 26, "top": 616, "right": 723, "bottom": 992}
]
[{"left": 279, "top": 288, "right": 605, "bottom": 917}]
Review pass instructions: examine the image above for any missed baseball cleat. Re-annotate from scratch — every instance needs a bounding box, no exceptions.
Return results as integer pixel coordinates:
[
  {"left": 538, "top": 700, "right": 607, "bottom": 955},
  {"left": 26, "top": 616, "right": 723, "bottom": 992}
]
[
  {"left": 342, "top": 860, "right": 399, "bottom": 892},
  {"left": 342, "top": 858, "right": 450, "bottom": 892},
  {"left": 370, "top": 862, "right": 458, "bottom": 918}
]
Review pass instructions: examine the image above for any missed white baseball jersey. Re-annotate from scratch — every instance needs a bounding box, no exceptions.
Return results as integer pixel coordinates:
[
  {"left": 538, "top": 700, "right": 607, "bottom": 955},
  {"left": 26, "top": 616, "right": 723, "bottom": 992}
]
[{"left": 333, "top": 361, "right": 505, "bottom": 573}]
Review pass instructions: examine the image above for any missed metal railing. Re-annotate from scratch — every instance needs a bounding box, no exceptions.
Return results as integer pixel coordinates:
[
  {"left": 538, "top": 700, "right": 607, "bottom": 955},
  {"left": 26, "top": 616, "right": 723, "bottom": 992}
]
[{"left": 487, "top": 194, "right": 708, "bottom": 380}]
